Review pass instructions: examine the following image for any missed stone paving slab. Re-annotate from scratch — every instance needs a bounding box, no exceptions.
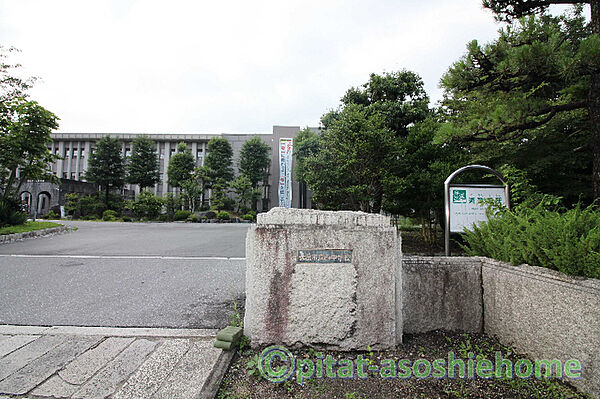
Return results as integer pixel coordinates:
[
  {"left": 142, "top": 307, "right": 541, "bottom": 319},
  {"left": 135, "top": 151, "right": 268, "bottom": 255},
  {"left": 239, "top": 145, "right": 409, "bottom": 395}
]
[
  {"left": 0, "top": 325, "right": 227, "bottom": 399},
  {"left": 0, "top": 336, "right": 40, "bottom": 358}
]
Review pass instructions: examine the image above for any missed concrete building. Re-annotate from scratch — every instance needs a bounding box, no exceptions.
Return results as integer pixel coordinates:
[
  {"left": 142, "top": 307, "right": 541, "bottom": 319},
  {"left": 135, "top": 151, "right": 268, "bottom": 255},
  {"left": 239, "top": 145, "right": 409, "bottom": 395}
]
[{"left": 28, "top": 126, "right": 314, "bottom": 215}]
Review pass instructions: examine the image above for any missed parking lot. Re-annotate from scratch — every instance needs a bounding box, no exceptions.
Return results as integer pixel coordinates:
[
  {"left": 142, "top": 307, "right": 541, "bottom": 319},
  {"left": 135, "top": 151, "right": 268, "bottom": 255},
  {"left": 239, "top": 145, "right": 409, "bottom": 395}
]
[{"left": 0, "top": 221, "right": 249, "bottom": 329}]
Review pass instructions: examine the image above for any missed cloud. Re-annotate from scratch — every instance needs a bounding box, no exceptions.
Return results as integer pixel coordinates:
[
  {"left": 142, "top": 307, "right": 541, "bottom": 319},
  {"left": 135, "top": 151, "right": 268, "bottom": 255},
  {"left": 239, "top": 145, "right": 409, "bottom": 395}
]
[{"left": 1, "top": 0, "right": 505, "bottom": 133}]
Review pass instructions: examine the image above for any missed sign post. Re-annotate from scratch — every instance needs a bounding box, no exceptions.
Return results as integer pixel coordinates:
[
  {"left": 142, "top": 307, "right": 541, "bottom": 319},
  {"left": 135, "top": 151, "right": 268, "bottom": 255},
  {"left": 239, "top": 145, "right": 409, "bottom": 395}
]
[{"left": 444, "top": 165, "right": 510, "bottom": 256}]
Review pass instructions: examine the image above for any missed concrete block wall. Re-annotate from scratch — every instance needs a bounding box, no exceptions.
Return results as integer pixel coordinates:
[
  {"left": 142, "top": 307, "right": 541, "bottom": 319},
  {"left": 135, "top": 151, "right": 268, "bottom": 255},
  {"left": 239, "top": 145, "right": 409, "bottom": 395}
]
[
  {"left": 402, "top": 256, "right": 483, "bottom": 334},
  {"left": 482, "top": 258, "right": 600, "bottom": 398},
  {"left": 403, "top": 256, "right": 600, "bottom": 398}
]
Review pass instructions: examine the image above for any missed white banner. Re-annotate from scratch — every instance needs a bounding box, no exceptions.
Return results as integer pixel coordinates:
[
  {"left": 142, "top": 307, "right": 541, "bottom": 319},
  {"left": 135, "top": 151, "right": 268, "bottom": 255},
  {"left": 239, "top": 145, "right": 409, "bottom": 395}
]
[
  {"left": 449, "top": 186, "right": 507, "bottom": 232},
  {"left": 279, "top": 138, "right": 293, "bottom": 208}
]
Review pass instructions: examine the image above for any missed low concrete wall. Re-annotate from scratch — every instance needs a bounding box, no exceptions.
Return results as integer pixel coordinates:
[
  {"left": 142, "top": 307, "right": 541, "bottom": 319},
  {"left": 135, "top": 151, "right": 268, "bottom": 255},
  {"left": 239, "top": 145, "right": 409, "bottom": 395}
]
[
  {"left": 0, "top": 226, "right": 73, "bottom": 244},
  {"left": 482, "top": 258, "right": 600, "bottom": 398},
  {"left": 402, "top": 256, "right": 482, "bottom": 334},
  {"left": 401, "top": 256, "right": 599, "bottom": 397}
]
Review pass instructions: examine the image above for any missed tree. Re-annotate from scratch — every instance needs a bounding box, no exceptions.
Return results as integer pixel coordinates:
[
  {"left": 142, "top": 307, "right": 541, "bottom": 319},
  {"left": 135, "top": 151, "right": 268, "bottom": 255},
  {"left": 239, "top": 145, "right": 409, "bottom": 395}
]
[
  {"left": 239, "top": 137, "right": 270, "bottom": 187},
  {"left": 167, "top": 142, "right": 195, "bottom": 189},
  {"left": 126, "top": 135, "right": 159, "bottom": 191},
  {"left": 181, "top": 167, "right": 210, "bottom": 212},
  {"left": 231, "top": 174, "right": 261, "bottom": 213},
  {"left": 333, "top": 70, "right": 429, "bottom": 138},
  {"left": 1, "top": 46, "right": 37, "bottom": 103},
  {"left": 205, "top": 137, "right": 233, "bottom": 208},
  {"left": 85, "top": 136, "right": 125, "bottom": 208},
  {"left": 384, "top": 116, "right": 467, "bottom": 246},
  {"left": 0, "top": 100, "right": 59, "bottom": 202},
  {"left": 205, "top": 137, "right": 234, "bottom": 182},
  {"left": 238, "top": 137, "right": 270, "bottom": 210},
  {"left": 302, "top": 104, "right": 396, "bottom": 212},
  {"left": 306, "top": 71, "right": 429, "bottom": 213},
  {"left": 0, "top": 47, "right": 59, "bottom": 225},
  {"left": 440, "top": 3, "right": 600, "bottom": 199},
  {"left": 294, "top": 127, "right": 321, "bottom": 184}
]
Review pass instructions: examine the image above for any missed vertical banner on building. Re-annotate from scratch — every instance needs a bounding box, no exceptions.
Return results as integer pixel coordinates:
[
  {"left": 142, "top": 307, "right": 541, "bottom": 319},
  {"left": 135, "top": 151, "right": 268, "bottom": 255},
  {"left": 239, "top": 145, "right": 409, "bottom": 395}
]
[{"left": 279, "top": 138, "right": 293, "bottom": 208}]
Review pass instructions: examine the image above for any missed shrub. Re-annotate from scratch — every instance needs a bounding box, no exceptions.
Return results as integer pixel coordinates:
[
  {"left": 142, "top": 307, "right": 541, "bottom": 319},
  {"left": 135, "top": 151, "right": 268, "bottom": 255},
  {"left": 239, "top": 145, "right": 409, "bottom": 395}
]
[
  {"left": 43, "top": 210, "right": 60, "bottom": 220},
  {"left": 77, "top": 193, "right": 124, "bottom": 217},
  {"left": 0, "top": 198, "right": 27, "bottom": 227},
  {"left": 64, "top": 193, "right": 80, "bottom": 217},
  {"left": 462, "top": 202, "right": 600, "bottom": 279},
  {"left": 242, "top": 214, "right": 254, "bottom": 221},
  {"left": 164, "top": 193, "right": 176, "bottom": 221},
  {"left": 158, "top": 214, "right": 169, "bottom": 222},
  {"left": 82, "top": 214, "right": 99, "bottom": 220},
  {"left": 187, "top": 214, "right": 198, "bottom": 223},
  {"left": 121, "top": 216, "right": 132, "bottom": 222},
  {"left": 173, "top": 210, "right": 191, "bottom": 221},
  {"left": 126, "top": 190, "right": 163, "bottom": 220},
  {"left": 102, "top": 210, "right": 118, "bottom": 221},
  {"left": 217, "top": 211, "right": 230, "bottom": 220}
]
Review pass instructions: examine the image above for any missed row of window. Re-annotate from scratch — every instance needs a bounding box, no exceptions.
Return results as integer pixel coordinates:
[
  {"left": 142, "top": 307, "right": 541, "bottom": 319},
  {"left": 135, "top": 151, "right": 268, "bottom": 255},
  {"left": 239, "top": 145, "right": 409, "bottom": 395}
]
[{"left": 49, "top": 146, "right": 205, "bottom": 161}]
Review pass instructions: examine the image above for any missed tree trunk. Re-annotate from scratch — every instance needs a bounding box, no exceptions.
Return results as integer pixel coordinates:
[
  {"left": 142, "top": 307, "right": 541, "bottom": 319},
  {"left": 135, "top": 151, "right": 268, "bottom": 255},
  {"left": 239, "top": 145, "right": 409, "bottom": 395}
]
[
  {"left": 105, "top": 185, "right": 110, "bottom": 209},
  {"left": 591, "top": 0, "right": 600, "bottom": 200}
]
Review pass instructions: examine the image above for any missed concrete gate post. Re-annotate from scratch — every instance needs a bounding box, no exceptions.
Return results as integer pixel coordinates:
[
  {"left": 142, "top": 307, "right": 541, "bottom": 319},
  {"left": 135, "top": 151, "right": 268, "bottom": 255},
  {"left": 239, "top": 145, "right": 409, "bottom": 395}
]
[{"left": 244, "top": 208, "right": 402, "bottom": 350}]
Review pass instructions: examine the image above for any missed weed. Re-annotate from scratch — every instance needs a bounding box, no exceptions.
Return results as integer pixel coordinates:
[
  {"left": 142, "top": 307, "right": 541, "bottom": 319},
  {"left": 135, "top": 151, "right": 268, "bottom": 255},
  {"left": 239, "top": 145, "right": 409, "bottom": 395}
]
[
  {"left": 231, "top": 299, "right": 243, "bottom": 328},
  {"left": 345, "top": 392, "right": 366, "bottom": 399},
  {"left": 244, "top": 354, "right": 262, "bottom": 378}
]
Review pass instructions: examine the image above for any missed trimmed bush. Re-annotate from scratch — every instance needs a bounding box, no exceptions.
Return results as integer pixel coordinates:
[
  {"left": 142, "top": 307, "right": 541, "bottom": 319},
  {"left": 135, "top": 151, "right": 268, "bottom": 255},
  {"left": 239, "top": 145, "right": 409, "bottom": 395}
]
[
  {"left": 75, "top": 193, "right": 124, "bottom": 218},
  {"left": 43, "top": 210, "right": 60, "bottom": 220},
  {"left": 187, "top": 214, "right": 198, "bottom": 223},
  {"left": 462, "top": 203, "right": 600, "bottom": 279},
  {"left": 121, "top": 216, "right": 132, "bottom": 222},
  {"left": 102, "top": 210, "right": 118, "bottom": 221},
  {"left": 82, "top": 214, "right": 99, "bottom": 220},
  {"left": 126, "top": 190, "right": 163, "bottom": 220},
  {"left": 173, "top": 210, "right": 191, "bottom": 221},
  {"left": 242, "top": 214, "right": 254, "bottom": 221},
  {"left": 217, "top": 211, "right": 230, "bottom": 220}
]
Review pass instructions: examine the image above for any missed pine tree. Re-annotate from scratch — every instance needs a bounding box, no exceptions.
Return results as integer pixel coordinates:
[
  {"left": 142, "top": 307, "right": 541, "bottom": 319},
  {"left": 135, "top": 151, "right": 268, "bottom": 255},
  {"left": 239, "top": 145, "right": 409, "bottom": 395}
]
[
  {"left": 126, "top": 135, "right": 160, "bottom": 191},
  {"left": 85, "top": 136, "right": 125, "bottom": 208}
]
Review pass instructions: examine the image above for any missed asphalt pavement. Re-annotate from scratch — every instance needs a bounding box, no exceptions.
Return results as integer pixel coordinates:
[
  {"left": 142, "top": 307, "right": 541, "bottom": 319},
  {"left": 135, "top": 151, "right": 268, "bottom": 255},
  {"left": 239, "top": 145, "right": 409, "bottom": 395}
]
[
  {"left": 0, "top": 220, "right": 249, "bottom": 257},
  {"left": 0, "top": 221, "right": 250, "bottom": 329}
]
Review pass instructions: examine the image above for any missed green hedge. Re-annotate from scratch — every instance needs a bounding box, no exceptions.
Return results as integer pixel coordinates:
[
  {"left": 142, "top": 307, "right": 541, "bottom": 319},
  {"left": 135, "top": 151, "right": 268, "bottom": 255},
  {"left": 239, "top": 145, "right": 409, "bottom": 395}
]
[
  {"left": 462, "top": 203, "right": 600, "bottom": 279},
  {"left": 102, "top": 210, "right": 118, "bottom": 221},
  {"left": 217, "top": 211, "right": 230, "bottom": 220},
  {"left": 173, "top": 210, "right": 191, "bottom": 221}
]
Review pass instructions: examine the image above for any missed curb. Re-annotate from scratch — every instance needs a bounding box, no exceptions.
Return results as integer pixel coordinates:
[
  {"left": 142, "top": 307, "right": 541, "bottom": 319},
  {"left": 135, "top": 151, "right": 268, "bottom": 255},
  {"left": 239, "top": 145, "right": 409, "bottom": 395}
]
[
  {"left": 197, "top": 348, "right": 236, "bottom": 399},
  {"left": 0, "top": 324, "right": 218, "bottom": 338},
  {"left": 0, "top": 225, "right": 74, "bottom": 244}
]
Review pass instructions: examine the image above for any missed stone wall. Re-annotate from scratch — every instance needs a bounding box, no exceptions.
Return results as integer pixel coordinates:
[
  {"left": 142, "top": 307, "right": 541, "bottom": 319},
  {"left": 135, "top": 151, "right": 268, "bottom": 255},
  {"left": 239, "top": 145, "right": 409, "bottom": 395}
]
[
  {"left": 402, "top": 256, "right": 482, "bottom": 334},
  {"left": 402, "top": 256, "right": 599, "bottom": 398},
  {"left": 244, "top": 208, "right": 402, "bottom": 350},
  {"left": 482, "top": 258, "right": 600, "bottom": 398}
]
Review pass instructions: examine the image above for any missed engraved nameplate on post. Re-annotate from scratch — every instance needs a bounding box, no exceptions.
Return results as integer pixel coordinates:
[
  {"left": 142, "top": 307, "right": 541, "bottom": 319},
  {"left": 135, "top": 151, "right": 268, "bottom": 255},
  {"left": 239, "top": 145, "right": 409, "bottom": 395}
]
[{"left": 296, "top": 249, "right": 352, "bottom": 264}]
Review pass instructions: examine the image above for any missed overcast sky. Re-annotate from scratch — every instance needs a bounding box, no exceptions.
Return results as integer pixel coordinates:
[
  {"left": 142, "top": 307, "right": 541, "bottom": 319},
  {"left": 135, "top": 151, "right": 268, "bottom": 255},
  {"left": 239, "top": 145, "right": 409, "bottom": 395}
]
[{"left": 0, "top": 1, "right": 563, "bottom": 134}]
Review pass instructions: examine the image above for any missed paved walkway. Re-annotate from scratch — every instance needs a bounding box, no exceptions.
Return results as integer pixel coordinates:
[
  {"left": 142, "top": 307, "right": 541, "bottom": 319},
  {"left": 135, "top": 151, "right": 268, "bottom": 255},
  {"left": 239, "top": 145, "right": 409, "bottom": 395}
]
[{"left": 0, "top": 325, "right": 230, "bottom": 399}]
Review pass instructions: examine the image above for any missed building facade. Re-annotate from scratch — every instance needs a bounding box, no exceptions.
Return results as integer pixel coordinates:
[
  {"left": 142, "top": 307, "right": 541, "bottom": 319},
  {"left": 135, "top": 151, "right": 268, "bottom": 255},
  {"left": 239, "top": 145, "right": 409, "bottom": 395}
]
[{"left": 35, "top": 125, "right": 314, "bottom": 214}]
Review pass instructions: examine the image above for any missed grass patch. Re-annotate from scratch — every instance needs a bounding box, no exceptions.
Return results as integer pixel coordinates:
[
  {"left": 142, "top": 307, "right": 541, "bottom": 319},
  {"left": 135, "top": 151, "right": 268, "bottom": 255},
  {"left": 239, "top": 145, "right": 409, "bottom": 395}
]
[{"left": 0, "top": 221, "right": 62, "bottom": 235}]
